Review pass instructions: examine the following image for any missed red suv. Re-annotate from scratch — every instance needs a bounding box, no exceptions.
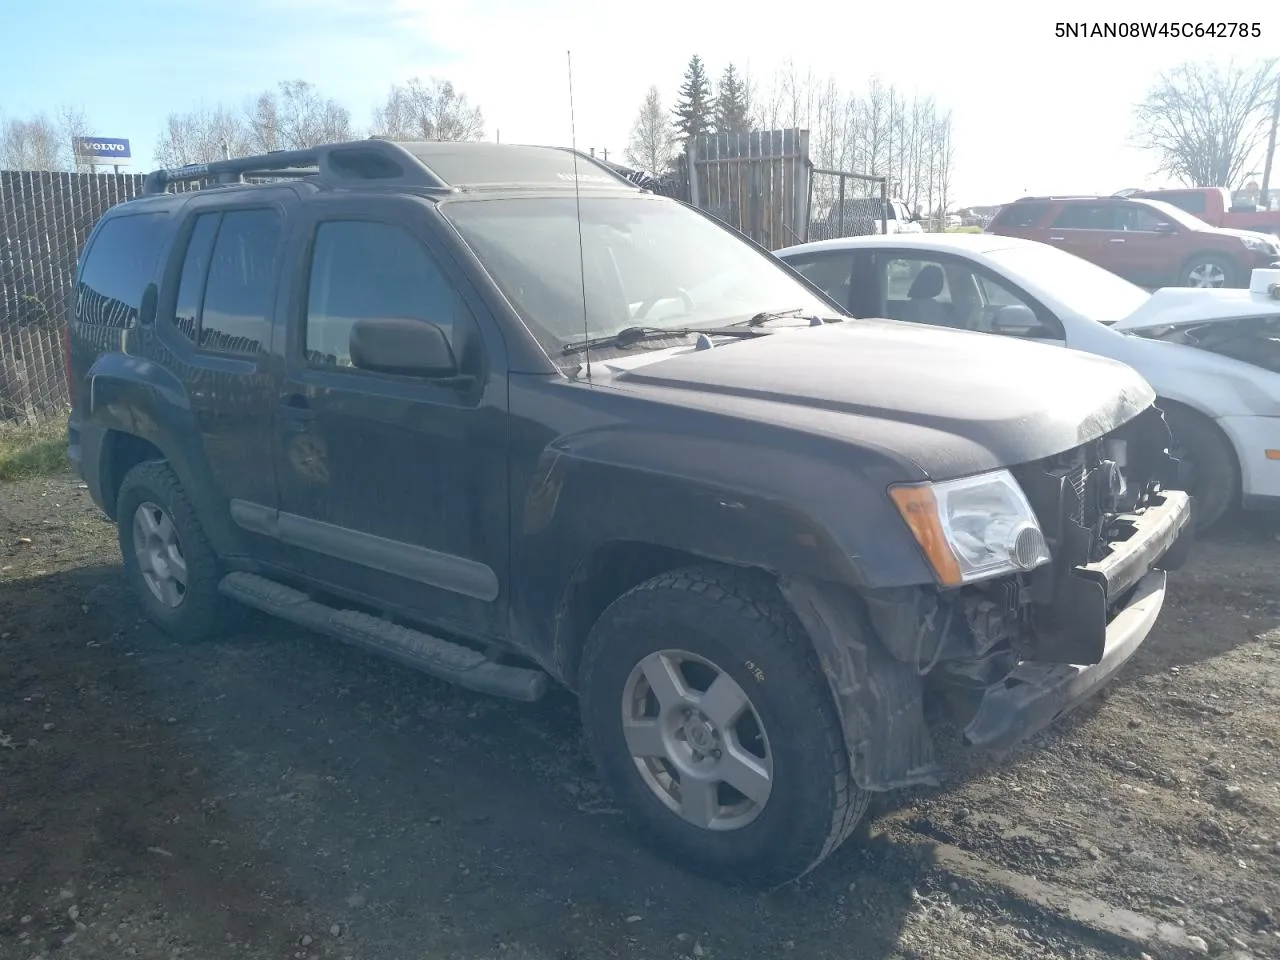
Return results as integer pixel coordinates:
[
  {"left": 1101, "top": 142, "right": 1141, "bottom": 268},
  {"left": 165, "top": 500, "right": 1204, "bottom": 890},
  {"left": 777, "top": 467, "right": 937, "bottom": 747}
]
[{"left": 986, "top": 195, "right": 1280, "bottom": 288}]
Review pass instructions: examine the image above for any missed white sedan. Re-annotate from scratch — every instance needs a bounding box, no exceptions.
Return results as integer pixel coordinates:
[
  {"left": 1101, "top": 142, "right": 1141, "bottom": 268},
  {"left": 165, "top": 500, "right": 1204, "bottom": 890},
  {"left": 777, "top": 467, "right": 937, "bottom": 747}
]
[{"left": 773, "top": 233, "right": 1280, "bottom": 530}]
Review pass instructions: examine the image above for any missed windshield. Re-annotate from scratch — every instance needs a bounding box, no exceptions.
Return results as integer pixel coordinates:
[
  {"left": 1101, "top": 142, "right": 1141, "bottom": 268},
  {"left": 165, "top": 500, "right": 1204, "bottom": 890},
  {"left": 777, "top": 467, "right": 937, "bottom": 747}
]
[
  {"left": 984, "top": 241, "right": 1151, "bottom": 324},
  {"left": 441, "top": 196, "right": 833, "bottom": 353}
]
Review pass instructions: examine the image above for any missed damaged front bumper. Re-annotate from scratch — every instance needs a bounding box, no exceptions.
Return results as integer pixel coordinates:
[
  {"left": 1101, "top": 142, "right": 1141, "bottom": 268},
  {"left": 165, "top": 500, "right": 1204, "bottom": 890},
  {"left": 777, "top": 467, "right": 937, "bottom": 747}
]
[
  {"left": 780, "top": 487, "right": 1193, "bottom": 792},
  {"left": 964, "top": 487, "right": 1192, "bottom": 750},
  {"left": 962, "top": 569, "right": 1166, "bottom": 750}
]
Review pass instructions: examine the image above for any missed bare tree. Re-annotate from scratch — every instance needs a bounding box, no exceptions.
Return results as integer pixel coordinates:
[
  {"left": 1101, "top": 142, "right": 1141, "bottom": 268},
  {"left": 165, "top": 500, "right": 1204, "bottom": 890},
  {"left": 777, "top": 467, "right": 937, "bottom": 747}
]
[
  {"left": 154, "top": 104, "right": 251, "bottom": 168},
  {"left": 1134, "top": 58, "right": 1279, "bottom": 187},
  {"left": 0, "top": 106, "right": 91, "bottom": 171},
  {"left": 370, "top": 78, "right": 484, "bottom": 141},
  {"left": 625, "top": 85, "right": 676, "bottom": 173},
  {"left": 744, "top": 66, "right": 956, "bottom": 225},
  {"left": 246, "top": 80, "right": 352, "bottom": 152},
  {"left": 933, "top": 112, "right": 954, "bottom": 219}
]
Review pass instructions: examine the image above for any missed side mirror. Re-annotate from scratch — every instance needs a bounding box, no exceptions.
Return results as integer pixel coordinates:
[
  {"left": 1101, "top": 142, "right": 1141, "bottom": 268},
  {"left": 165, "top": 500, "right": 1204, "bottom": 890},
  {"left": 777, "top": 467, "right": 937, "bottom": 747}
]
[
  {"left": 992, "top": 303, "right": 1040, "bottom": 333},
  {"left": 349, "top": 317, "right": 457, "bottom": 378},
  {"left": 1153, "top": 221, "right": 1177, "bottom": 234}
]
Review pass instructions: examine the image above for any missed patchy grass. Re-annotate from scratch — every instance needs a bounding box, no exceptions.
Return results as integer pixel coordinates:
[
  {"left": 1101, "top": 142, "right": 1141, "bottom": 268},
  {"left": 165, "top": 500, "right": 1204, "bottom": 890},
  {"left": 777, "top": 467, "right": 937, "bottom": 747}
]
[
  {"left": 0, "top": 416, "right": 68, "bottom": 482},
  {"left": 946, "top": 225, "right": 984, "bottom": 234}
]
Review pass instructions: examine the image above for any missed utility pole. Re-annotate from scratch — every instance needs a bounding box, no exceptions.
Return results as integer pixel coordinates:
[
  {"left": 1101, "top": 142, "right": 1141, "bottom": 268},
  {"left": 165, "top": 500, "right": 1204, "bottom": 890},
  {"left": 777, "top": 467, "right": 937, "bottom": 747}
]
[{"left": 1261, "top": 72, "right": 1280, "bottom": 210}]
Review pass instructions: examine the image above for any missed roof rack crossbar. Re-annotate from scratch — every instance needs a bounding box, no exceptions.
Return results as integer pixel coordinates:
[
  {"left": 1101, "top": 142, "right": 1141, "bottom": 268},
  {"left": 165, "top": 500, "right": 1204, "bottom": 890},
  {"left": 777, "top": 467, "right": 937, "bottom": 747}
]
[{"left": 141, "top": 140, "right": 449, "bottom": 195}]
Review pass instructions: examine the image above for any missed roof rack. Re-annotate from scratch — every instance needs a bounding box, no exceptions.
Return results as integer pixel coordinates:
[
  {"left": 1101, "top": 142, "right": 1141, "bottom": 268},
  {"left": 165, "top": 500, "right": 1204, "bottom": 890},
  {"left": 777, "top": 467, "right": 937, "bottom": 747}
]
[
  {"left": 142, "top": 139, "right": 453, "bottom": 196},
  {"left": 1014, "top": 194, "right": 1109, "bottom": 202}
]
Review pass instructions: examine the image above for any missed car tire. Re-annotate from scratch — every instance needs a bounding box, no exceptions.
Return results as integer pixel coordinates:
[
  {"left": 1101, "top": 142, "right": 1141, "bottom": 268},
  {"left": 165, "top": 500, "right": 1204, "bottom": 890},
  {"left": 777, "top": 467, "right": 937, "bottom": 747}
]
[
  {"left": 1179, "top": 254, "right": 1236, "bottom": 288},
  {"left": 117, "top": 460, "right": 241, "bottom": 642},
  {"left": 1162, "top": 404, "right": 1238, "bottom": 531},
  {"left": 578, "top": 565, "right": 869, "bottom": 888}
]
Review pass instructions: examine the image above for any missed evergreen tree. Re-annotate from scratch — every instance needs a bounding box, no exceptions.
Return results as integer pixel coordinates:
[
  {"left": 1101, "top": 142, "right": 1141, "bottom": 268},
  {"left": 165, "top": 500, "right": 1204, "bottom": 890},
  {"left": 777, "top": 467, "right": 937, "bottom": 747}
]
[
  {"left": 714, "top": 64, "right": 751, "bottom": 135},
  {"left": 672, "top": 55, "right": 714, "bottom": 150}
]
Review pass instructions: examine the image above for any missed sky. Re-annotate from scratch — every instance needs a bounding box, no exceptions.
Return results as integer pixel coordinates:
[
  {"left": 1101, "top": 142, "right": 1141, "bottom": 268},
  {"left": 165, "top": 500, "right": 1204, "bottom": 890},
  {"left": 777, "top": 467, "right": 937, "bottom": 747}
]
[{"left": 1, "top": 0, "right": 1277, "bottom": 207}]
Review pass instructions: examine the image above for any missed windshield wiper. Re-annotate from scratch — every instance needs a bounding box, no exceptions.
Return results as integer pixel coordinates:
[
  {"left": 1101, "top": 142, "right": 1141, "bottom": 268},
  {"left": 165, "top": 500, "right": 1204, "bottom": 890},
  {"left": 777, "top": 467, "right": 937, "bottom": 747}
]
[
  {"left": 743, "top": 308, "right": 845, "bottom": 327},
  {"left": 560, "top": 325, "right": 768, "bottom": 356}
]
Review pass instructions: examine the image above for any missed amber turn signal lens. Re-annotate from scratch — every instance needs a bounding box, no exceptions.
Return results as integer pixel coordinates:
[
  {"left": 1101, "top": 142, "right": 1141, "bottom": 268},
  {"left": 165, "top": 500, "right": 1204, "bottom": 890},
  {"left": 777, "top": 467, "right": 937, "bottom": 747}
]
[{"left": 889, "top": 484, "right": 964, "bottom": 587}]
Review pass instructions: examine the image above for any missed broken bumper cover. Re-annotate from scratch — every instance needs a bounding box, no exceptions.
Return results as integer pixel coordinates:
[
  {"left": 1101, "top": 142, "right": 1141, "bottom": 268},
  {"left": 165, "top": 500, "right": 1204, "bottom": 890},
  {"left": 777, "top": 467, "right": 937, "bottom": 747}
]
[{"left": 963, "top": 489, "right": 1192, "bottom": 751}]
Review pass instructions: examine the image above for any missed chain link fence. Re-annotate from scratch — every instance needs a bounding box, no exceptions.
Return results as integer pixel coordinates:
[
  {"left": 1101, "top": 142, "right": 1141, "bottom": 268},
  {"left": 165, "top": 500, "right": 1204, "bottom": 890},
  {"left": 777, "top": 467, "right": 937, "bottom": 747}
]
[
  {"left": 1, "top": 171, "right": 152, "bottom": 424},
  {"left": 806, "top": 169, "right": 888, "bottom": 240}
]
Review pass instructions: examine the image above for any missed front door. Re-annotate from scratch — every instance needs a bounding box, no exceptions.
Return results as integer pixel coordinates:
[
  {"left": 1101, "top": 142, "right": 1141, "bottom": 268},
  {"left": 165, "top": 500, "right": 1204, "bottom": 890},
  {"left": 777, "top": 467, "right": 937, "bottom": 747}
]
[
  {"left": 270, "top": 198, "right": 509, "bottom": 640},
  {"left": 1105, "top": 204, "right": 1182, "bottom": 287}
]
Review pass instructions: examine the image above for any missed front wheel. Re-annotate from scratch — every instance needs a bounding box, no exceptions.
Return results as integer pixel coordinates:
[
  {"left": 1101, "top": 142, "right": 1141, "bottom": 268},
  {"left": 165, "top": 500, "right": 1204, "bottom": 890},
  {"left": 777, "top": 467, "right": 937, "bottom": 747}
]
[
  {"left": 578, "top": 566, "right": 869, "bottom": 888},
  {"left": 1180, "top": 254, "right": 1235, "bottom": 288},
  {"left": 1163, "top": 405, "right": 1238, "bottom": 531}
]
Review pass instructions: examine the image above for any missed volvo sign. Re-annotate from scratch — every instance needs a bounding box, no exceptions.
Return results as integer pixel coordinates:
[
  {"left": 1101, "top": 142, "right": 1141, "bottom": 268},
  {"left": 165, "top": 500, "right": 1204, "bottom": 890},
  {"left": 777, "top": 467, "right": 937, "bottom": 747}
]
[{"left": 73, "top": 137, "right": 132, "bottom": 165}]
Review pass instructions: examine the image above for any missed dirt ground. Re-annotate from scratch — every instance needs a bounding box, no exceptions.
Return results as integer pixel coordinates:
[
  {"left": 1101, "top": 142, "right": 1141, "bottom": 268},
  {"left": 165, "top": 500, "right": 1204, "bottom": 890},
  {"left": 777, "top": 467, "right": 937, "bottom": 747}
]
[{"left": 2, "top": 471, "right": 1278, "bottom": 960}]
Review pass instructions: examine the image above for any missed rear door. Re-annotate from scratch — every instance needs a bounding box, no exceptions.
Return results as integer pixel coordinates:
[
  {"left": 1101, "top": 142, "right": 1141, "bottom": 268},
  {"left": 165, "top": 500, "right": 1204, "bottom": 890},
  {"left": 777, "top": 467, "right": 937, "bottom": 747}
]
[
  {"left": 152, "top": 195, "right": 292, "bottom": 563},
  {"left": 1043, "top": 202, "right": 1115, "bottom": 269}
]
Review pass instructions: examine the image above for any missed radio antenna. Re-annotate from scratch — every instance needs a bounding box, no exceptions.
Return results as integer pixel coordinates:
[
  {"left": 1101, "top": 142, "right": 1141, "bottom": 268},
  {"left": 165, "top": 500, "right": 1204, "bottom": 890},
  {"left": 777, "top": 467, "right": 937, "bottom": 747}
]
[{"left": 567, "top": 50, "right": 591, "bottom": 379}]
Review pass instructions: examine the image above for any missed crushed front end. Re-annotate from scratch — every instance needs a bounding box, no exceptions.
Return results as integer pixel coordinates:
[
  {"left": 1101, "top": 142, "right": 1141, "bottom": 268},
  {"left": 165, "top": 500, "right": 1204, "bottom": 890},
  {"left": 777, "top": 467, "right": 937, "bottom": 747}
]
[
  {"left": 784, "top": 405, "right": 1193, "bottom": 791},
  {"left": 897, "top": 405, "right": 1192, "bottom": 750}
]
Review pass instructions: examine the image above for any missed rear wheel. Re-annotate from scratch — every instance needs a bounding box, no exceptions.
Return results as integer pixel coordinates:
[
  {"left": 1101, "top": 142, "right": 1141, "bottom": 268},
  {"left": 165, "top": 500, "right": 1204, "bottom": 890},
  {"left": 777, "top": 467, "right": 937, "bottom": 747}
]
[
  {"left": 1180, "top": 254, "right": 1235, "bottom": 288},
  {"left": 117, "top": 460, "right": 241, "bottom": 642},
  {"left": 1162, "top": 404, "right": 1238, "bottom": 531},
  {"left": 578, "top": 566, "right": 869, "bottom": 888}
]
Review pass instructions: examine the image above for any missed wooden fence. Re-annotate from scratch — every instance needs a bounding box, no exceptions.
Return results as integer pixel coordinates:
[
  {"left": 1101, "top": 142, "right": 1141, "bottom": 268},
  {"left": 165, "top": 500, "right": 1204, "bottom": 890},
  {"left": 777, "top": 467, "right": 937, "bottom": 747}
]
[{"left": 687, "top": 129, "right": 812, "bottom": 250}]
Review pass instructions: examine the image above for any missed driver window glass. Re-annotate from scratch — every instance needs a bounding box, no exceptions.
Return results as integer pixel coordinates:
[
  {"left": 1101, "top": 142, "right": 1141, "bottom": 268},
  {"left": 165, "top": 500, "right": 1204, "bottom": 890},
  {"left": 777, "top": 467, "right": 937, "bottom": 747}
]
[
  {"left": 975, "top": 274, "right": 1023, "bottom": 308},
  {"left": 305, "top": 220, "right": 458, "bottom": 368},
  {"left": 974, "top": 273, "right": 1062, "bottom": 339}
]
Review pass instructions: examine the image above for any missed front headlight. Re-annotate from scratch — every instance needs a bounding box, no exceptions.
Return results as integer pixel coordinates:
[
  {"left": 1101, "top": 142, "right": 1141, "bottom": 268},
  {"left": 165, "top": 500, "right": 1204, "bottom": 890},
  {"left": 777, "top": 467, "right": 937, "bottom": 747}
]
[
  {"left": 1240, "top": 235, "right": 1272, "bottom": 253},
  {"left": 890, "top": 469, "right": 1051, "bottom": 587}
]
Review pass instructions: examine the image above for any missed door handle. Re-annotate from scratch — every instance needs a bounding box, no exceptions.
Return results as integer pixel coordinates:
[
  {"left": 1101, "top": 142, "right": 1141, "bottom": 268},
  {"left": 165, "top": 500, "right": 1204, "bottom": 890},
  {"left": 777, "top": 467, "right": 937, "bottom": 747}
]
[
  {"left": 1048, "top": 236, "right": 1066, "bottom": 241},
  {"left": 1109, "top": 238, "right": 1126, "bottom": 243}
]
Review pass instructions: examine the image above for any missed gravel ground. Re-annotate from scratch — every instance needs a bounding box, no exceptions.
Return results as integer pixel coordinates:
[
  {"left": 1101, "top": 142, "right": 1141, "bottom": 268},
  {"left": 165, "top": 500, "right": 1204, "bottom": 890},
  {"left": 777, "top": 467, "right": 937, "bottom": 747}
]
[{"left": 2, "top": 471, "right": 1278, "bottom": 960}]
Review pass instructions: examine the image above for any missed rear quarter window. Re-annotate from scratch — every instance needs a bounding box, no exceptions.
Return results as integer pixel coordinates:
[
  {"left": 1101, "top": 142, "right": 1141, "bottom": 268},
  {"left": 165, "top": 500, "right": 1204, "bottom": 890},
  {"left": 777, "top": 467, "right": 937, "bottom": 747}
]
[
  {"left": 75, "top": 212, "right": 169, "bottom": 328},
  {"left": 990, "top": 202, "right": 1049, "bottom": 229}
]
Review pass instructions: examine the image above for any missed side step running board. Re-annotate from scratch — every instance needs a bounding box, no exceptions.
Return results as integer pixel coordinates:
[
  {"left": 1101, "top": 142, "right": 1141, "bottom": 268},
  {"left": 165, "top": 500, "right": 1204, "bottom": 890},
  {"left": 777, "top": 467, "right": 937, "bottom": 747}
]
[{"left": 219, "top": 572, "right": 549, "bottom": 702}]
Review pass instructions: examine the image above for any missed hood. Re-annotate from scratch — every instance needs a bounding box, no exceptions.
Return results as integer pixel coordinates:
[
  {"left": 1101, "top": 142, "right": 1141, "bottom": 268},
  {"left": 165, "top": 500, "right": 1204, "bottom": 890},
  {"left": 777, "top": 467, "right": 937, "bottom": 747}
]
[
  {"left": 1112, "top": 284, "right": 1280, "bottom": 333},
  {"left": 1214, "top": 226, "right": 1280, "bottom": 245},
  {"left": 601, "top": 320, "right": 1155, "bottom": 479}
]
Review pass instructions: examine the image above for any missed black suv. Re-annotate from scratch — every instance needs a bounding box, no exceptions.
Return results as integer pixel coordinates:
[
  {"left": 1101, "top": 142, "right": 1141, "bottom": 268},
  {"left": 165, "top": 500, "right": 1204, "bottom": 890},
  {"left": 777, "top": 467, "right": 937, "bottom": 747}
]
[{"left": 67, "top": 139, "right": 1193, "bottom": 886}]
